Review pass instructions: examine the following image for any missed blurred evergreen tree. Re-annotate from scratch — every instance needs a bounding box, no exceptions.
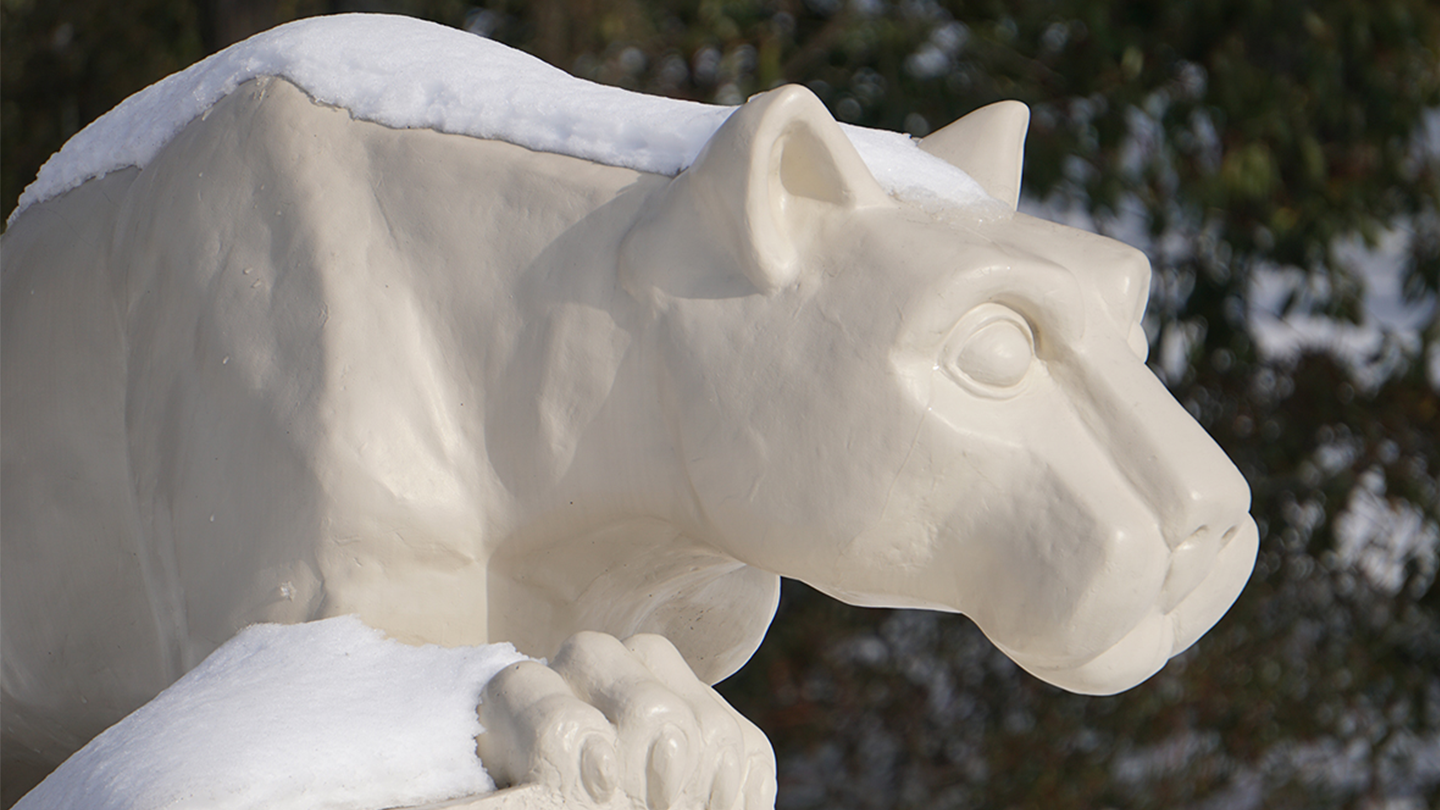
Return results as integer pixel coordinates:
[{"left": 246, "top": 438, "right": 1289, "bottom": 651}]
[{"left": 2, "top": 1, "right": 1436, "bottom": 808}]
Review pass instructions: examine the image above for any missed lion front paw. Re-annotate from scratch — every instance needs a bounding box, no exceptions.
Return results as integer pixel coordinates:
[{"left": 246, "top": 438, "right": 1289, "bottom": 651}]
[{"left": 477, "top": 631, "right": 775, "bottom": 810}]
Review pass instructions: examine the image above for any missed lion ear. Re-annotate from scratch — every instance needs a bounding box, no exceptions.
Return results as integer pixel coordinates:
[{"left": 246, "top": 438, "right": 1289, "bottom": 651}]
[
  {"left": 702, "top": 84, "right": 893, "bottom": 292},
  {"left": 920, "top": 100, "right": 1029, "bottom": 210},
  {"left": 621, "top": 85, "right": 891, "bottom": 299}
]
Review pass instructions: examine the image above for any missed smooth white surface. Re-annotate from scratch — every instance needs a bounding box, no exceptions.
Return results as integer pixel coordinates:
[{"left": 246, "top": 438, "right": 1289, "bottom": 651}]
[
  {"left": 16, "top": 617, "right": 529, "bottom": 810},
  {"left": 8, "top": 14, "right": 988, "bottom": 223},
  {"left": 3, "top": 18, "right": 1258, "bottom": 808}
]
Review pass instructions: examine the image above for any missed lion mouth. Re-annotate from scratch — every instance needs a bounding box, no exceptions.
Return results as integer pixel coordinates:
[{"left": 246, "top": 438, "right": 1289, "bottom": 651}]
[{"left": 999, "top": 516, "right": 1258, "bottom": 696}]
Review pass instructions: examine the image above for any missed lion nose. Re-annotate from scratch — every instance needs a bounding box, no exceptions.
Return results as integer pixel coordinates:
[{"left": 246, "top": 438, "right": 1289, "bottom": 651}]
[
  {"left": 1059, "top": 339, "right": 1253, "bottom": 554},
  {"left": 1158, "top": 524, "right": 1241, "bottom": 612}
]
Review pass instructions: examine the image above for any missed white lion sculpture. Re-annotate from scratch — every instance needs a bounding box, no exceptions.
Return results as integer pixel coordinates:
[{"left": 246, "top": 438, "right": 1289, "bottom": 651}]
[{"left": 1, "top": 14, "right": 1256, "bottom": 810}]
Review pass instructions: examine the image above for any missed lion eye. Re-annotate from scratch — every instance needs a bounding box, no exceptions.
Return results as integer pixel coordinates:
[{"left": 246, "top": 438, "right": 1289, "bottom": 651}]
[{"left": 941, "top": 304, "right": 1035, "bottom": 395}]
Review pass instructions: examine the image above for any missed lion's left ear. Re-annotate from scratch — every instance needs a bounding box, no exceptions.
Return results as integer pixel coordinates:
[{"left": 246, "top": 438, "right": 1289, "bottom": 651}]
[
  {"left": 920, "top": 100, "right": 1029, "bottom": 210},
  {"left": 621, "top": 85, "right": 891, "bottom": 298}
]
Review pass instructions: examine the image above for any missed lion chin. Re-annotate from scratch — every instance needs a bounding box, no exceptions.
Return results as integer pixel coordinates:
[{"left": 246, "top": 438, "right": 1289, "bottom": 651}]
[{"left": 999, "top": 516, "right": 1259, "bottom": 696}]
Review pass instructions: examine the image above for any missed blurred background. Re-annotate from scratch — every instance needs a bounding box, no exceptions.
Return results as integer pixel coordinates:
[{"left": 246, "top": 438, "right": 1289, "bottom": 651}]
[{"left": 3, "top": 1, "right": 1437, "bottom": 808}]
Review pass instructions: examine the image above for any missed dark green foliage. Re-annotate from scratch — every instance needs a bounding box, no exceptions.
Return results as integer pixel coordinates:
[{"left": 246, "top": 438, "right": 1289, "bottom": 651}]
[
  {"left": 3, "top": 2, "right": 1436, "bottom": 807},
  {"left": 1, "top": 0, "right": 205, "bottom": 227}
]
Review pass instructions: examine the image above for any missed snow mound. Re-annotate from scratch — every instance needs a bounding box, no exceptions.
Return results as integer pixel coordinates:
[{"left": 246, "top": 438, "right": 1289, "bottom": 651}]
[
  {"left": 17, "top": 616, "right": 530, "bottom": 810},
  {"left": 10, "top": 13, "right": 989, "bottom": 224}
]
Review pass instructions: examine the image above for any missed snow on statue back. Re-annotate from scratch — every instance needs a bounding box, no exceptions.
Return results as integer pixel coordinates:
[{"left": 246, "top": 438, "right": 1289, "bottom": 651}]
[{"left": 1, "top": 12, "right": 1257, "bottom": 810}]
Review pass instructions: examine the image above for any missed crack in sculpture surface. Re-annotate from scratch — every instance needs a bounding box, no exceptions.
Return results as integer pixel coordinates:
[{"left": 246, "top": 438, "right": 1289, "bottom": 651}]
[{"left": 1, "top": 15, "right": 1257, "bottom": 810}]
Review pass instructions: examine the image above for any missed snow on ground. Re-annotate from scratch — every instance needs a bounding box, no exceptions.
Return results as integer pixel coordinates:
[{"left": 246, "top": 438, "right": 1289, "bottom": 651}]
[
  {"left": 9, "top": 13, "right": 989, "bottom": 225},
  {"left": 17, "top": 617, "right": 529, "bottom": 810}
]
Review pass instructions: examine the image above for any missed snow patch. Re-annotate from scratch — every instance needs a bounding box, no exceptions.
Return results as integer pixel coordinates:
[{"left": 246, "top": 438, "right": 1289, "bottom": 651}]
[
  {"left": 17, "top": 616, "right": 530, "bottom": 810},
  {"left": 10, "top": 13, "right": 989, "bottom": 224},
  {"left": 1249, "top": 229, "right": 1439, "bottom": 388},
  {"left": 1334, "top": 469, "right": 1438, "bottom": 595}
]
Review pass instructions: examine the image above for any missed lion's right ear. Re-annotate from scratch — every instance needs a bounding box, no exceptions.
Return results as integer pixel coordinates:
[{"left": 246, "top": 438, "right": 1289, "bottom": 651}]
[{"left": 620, "top": 85, "right": 891, "bottom": 300}]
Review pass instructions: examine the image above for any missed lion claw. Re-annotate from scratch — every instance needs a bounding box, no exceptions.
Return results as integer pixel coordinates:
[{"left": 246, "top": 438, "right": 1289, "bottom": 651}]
[{"left": 477, "top": 632, "right": 774, "bottom": 809}]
